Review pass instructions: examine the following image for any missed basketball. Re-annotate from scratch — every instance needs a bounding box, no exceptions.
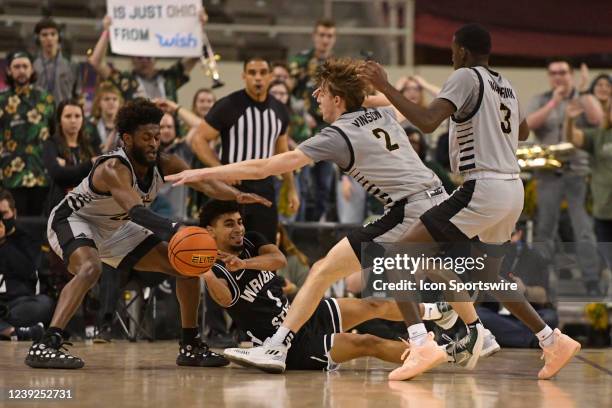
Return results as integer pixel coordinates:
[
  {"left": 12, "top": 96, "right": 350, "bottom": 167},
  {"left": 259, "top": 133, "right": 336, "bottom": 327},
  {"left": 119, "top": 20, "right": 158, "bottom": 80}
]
[{"left": 168, "top": 226, "right": 217, "bottom": 276}]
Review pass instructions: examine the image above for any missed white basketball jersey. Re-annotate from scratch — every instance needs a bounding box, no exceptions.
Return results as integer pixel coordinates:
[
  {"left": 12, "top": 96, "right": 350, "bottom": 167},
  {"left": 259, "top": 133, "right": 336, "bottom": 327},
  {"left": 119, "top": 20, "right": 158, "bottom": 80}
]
[
  {"left": 449, "top": 66, "right": 521, "bottom": 175},
  {"left": 57, "top": 147, "right": 164, "bottom": 234},
  {"left": 331, "top": 108, "right": 441, "bottom": 207}
]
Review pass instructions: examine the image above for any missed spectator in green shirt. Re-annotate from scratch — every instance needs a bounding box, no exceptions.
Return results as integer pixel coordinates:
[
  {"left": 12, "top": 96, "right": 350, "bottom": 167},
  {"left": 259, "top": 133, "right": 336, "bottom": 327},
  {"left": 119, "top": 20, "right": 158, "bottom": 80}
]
[
  {"left": 88, "top": 14, "right": 207, "bottom": 102},
  {"left": 566, "top": 101, "right": 612, "bottom": 284},
  {"left": 0, "top": 51, "right": 54, "bottom": 216}
]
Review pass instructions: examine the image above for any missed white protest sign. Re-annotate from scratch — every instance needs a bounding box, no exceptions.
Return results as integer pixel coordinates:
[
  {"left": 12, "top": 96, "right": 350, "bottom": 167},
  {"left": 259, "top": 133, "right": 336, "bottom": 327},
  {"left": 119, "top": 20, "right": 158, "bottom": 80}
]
[{"left": 107, "top": 0, "right": 203, "bottom": 57}]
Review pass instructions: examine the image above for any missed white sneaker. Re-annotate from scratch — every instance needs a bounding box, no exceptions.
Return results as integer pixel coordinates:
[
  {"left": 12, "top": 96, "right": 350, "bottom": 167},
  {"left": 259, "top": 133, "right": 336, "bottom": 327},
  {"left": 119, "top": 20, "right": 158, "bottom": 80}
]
[
  {"left": 481, "top": 329, "right": 501, "bottom": 357},
  {"left": 223, "top": 344, "right": 287, "bottom": 374}
]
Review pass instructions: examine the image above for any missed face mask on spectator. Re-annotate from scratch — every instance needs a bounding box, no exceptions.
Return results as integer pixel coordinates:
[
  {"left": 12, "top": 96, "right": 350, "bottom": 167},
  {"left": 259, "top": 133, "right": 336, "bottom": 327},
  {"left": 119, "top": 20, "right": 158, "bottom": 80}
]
[{"left": 1, "top": 216, "right": 15, "bottom": 234}]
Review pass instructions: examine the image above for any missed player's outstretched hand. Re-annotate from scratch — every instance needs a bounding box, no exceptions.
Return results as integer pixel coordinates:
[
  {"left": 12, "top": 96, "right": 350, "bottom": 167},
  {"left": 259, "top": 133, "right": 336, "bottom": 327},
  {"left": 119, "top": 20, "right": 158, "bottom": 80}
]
[
  {"left": 217, "top": 251, "right": 246, "bottom": 271},
  {"left": 236, "top": 192, "right": 272, "bottom": 208},
  {"left": 358, "top": 61, "right": 389, "bottom": 91},
  {"left": 166, "top": 169, "right": 208, "bottom": 186}
]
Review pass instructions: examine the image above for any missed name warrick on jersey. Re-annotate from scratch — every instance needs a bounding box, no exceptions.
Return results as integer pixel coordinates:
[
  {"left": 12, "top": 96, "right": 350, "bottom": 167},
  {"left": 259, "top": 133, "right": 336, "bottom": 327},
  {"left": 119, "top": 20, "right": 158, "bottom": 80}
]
[
  {"left": 351, "top": 109, "right": 382, "bottom": 127},
  {"left": 240, "top": 270, "right": 276, "bottom": 302}
]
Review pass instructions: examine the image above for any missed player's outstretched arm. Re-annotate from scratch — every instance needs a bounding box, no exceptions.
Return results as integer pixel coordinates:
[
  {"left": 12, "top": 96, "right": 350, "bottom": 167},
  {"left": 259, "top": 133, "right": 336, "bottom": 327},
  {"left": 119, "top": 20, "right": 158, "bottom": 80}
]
[
  {"left": 359, "top": 61, "right": 455, "bottom": 133},
  {"left": 94, "top": 159, "right": 179, "bottom": 241},
  {"left": 160, "top": 153, "right": 272, "bottom": 207},
  {"left": 165, "top": 150, "right": 312, "bottom": 186},
  {"left": 218, "top": 244, "right": 287, "bottom": 272}
]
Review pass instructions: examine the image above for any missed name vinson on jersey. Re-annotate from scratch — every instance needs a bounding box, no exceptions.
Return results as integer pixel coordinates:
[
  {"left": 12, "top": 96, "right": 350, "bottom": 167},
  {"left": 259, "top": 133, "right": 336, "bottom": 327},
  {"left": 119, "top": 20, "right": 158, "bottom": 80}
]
[{"left": 351, "top": 110, "right": 383, "bottom": 127}]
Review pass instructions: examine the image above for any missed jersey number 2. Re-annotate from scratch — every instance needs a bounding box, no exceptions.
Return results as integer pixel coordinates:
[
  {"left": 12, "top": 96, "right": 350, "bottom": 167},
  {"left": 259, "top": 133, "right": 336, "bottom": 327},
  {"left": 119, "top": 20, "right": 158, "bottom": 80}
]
[
  {"left": 500, "top": 103, "right": 512, "bottom": 134},
  {"left": 372, "top": 128, "right": 399, "bottom": 151}
]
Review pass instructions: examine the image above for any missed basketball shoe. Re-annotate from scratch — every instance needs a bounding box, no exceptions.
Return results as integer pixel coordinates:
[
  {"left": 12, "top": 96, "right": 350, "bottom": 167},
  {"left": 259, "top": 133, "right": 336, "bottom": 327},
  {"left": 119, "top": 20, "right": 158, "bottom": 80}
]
[
  {"left": 25, "top": 330, "right": 84, "bottom": 369},
  {"left": 444, "top": 323, "right": 485, "bottom": 369},
  {"left": 481, "top": 328, "right": 501, "bottom": 357},
  {"left": 538, "top": 329, "right": 581, "bottom": 379},
  {"left": 223, "top": 341, "right": 287, "bottom": 374},
  {"left": 176, "top": 341, "right": 229, "bottom": 367},
  {"left": 388, "top": 332, "right": 447, "bottom": 381}
]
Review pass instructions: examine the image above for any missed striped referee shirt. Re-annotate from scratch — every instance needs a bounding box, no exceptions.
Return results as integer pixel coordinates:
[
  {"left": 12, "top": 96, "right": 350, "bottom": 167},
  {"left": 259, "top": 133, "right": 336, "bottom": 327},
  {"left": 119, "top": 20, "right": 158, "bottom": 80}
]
[{"left": 205, "top": 89, "right": 290, "bottom": 164}]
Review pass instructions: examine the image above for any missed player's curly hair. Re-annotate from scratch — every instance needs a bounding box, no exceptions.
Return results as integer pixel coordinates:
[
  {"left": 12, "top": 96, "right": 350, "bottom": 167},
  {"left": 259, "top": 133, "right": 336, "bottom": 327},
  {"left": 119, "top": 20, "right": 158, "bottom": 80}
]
[
  {"left": 315, "top": 58, "right": 367, "bottom": 111},
  {"left": 116, "top": 98, "right": 164, "bottom": 138}
]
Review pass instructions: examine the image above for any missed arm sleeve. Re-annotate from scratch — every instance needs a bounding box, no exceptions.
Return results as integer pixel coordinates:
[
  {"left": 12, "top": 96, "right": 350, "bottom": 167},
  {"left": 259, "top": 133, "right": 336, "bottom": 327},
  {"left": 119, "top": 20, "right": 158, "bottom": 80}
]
[
  {"left": 204, "top": 96, "right": 232, "bottom": 132},
  {"left": 128, "top": 205, "right": 180, "bottom": 241},
  {"left": 436, "top": 68, "right": 479, "bottom": 115},
  {"left": 42, "top": 140, "right": 93, "bottom": 188},
  {"left": 297, "top": 126, "right": 351, "bottom": 169}
]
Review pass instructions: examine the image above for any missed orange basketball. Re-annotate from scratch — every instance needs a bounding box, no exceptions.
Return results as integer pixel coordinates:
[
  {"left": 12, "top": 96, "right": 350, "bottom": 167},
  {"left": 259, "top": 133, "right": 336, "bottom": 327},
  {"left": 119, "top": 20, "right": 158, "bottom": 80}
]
[{"left": 168, "top": 226, "right": 217, "bottom": 276}]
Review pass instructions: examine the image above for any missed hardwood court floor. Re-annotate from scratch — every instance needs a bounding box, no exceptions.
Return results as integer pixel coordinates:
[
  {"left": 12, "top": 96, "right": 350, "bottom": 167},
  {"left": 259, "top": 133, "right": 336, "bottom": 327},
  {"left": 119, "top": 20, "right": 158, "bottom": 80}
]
[{"left": 0, "top": 341, "right": 610, "bottom": 407}]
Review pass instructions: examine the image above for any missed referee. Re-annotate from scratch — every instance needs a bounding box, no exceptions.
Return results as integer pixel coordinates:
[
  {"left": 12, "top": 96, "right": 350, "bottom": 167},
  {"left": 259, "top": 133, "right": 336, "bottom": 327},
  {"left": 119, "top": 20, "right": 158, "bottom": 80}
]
[{"left": 191, "top": 57, "right": 299, "bottom": 242}]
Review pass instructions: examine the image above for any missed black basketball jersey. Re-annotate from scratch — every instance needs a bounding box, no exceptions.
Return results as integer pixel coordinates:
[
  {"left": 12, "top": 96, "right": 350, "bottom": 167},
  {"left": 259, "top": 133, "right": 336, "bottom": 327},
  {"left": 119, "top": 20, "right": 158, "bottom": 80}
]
[{"left": 207, "top": 231, "right": 288, "bottom": 345}]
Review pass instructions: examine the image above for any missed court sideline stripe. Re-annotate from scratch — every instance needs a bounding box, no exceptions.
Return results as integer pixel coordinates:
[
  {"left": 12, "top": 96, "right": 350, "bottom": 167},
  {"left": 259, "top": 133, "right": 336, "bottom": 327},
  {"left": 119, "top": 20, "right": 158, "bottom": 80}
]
[{"left": 575, "top": 355, "right": 612, "bottom": 376}]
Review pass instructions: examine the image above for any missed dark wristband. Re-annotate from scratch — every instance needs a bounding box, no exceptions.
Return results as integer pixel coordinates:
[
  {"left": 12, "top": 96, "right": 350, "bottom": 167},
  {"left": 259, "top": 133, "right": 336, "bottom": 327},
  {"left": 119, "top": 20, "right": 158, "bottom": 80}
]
[{"left": 128, "top": 204, "right": 180, "bottom": 241}]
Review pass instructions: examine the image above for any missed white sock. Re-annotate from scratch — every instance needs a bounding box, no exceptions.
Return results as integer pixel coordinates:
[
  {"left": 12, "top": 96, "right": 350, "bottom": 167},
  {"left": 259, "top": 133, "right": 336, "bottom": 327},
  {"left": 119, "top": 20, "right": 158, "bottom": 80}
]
[
  {"left": 422, "top": 303, "right": 442, "bottom": 320},
  {"left": 268, "top": 326, "right": 293, "bottom": 347},
  {"left": 536, "top": 326, "right": 555, "bottom": 347},
  {"left": 407, "top": 323, "right": 428, "bottom": 346}
]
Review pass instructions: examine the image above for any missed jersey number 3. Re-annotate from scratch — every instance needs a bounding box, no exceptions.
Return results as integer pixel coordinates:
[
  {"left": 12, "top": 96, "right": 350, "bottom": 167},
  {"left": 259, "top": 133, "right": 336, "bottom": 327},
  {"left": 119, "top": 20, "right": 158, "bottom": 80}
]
[
  {"left": 500, "top": 103, "right": 512, "bottom": 134},
  {"left": 372, "top": 128, "right": 399, "bottom": 151}
]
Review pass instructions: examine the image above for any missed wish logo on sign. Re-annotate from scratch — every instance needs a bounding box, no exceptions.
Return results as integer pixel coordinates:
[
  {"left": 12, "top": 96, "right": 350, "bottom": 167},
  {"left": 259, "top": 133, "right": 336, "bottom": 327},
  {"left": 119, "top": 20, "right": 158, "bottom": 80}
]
[{"left": 155, "top": 33, "right": 197, "bottom": 48}]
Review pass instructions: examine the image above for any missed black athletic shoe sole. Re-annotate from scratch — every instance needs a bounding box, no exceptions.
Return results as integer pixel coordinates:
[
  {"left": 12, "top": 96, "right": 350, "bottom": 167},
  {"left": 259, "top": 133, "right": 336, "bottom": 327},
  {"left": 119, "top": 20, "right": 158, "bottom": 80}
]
[
  {"left": 176, "top": 355, "right": 230, "bottom": 367},
  {"left": 25, "top": 357, "right": 85, "bottom": 369}
]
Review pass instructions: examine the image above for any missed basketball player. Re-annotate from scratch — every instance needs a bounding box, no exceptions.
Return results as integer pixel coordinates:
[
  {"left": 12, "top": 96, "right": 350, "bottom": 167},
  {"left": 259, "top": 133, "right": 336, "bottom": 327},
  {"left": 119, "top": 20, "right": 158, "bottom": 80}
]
[
  {"left": 167, "top": 58, "right": 490, "bottom": 374},
  {"left": 199, "top": 199, "right": 459, "bottom": 371},
  {"left": 358, "top": 24, "right": 581, "bottom": 380},
  {"left": 25, "top": 99, "right": 271, "bottom": 369}
]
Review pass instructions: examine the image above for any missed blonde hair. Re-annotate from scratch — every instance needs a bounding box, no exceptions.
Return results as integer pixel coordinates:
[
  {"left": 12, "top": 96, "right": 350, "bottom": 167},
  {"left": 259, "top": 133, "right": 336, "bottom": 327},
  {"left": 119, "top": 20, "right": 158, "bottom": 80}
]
[
  {"left": 397, "top": 76, "right": 426, "bottom": 107},
  {"left": 315, "top": 58, "right": 367, "bottom": 111},
  {"left": 91, "top": 81, "right": 124, "bottom": 119}
]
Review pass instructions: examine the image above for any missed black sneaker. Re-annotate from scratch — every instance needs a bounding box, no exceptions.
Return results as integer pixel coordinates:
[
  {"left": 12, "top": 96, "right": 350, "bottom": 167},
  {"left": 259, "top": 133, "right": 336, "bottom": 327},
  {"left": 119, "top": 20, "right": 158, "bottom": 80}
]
[
  {"left": 15, "top": 323, "right": 45, "bottom": 342},
  {"left": 206, "top": 331, "right": 238, "bottom": 348},
  {"left": 444, "top": 323, "right": 485, "bottom": 369},
  {"left": 25, "top": 332, "right": 84, "bottom": 369},
  {"left": 176, "top": 341, "right": 230, "bottom": 367}
]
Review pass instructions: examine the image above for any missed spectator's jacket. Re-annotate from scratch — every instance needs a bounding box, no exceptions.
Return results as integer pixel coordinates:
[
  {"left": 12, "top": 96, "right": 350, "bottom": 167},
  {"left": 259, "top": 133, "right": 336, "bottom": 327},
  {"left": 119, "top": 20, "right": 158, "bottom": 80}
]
[
  {"left": 289, "top": 48, "right": 328, "bottom": 133},
  {"left": 42, "top": 133, "right": 101, "bottom": 216},
  {"left": 33, "top": 51, "right": 80, "bottom": 107},
  {"left": 0, "top": 85, "right": 54, "bottom": 189},
  {"left": 0, "top": 229, "right": 40, "bottom": 302}
]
